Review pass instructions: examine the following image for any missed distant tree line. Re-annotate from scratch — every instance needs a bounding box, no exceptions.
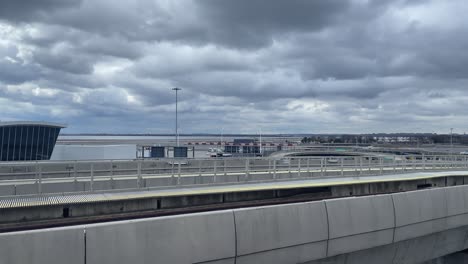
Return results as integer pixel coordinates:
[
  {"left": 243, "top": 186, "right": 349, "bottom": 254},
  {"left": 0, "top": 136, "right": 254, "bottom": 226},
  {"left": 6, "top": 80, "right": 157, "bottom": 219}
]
[{"left": 301, "top": 133, "right": 468, "bottom": 145}]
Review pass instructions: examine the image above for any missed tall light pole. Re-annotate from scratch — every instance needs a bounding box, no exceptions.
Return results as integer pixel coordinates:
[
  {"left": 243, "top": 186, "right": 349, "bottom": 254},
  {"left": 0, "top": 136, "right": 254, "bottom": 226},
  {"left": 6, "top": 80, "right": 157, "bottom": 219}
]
[{"left": 172, "top": 87, "right": 181, "bottom": 147}]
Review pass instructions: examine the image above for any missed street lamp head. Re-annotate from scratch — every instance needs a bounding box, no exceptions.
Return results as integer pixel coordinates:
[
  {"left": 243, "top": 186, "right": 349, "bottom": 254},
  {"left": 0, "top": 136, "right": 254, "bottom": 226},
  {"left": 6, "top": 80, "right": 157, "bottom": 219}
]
[{"left": 172, "top": 87, "right": 181, "bottom": 91}]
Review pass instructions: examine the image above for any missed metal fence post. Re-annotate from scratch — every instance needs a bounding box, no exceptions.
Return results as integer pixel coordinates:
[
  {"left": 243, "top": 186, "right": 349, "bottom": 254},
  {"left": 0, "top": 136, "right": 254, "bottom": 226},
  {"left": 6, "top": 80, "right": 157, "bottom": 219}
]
[
  {"left": 224, "top": 159, "right": 227, "bottom": 176},
  {"left": 245, "top": 159, "right": 250, "bottom": 181},
  {"left": 137, "top": 160, "right": 142, "bottom": 188},
  {"left": 38, "top": 164, "right": 42, "bottom": 194},
  {"left": 198, "top": 160, "right": 202, "bottom": 177},
  {"left": 321, "top": 158, "right": 324, "bottom": 177},
  {"left": 298, "top": 158, "right": 301, "bottom": 178},
  {"left": 273, "top": 159, "right": 277, "bottom": 180},
  {"left": 177, "top": 162, "right": 181, "bottom": 185},
  {"left": 34, "top": 161, "right": 38, "bottom": 184},
  {"left": 307, "top": 158, "right": 310, "bottom": 176},
  {"left": 368, "top": 157, "right": 371, "bottom": 173},
  {"left": 359, "top": 157, "right": 363, "bottom": 176},
  {"left": 323, "top": 159, "right": 328, "bottom": 176},
  {"left": 340, "top": 157, "right": 344, "bottom": 177},
  {"left": 171, "top": 161, "right": 175, "bottom": 180},
  {"left": 73, "top": 161, "right": 78, "bottom": 182},
  {"left": 213, "top": 160, "right": 217, "bottom": 183},
  {"left": 422, "top": 154, "right": 425, "bottom": 170},
  {"left": 110, "top": 160, "right": 114, "bottom": 178},
  {"left": 354, "top": 157, "right": 358, "bottom": 176},
  {"left": 379, "top": 157, "right": 383, "bottom": 175}
]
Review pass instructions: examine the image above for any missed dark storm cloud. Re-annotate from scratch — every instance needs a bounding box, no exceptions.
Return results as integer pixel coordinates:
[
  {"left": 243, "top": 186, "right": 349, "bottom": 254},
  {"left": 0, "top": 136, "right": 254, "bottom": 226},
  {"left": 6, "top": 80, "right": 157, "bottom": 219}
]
[
  {"left": 1, "top": 0, "right": 468, "bottom": 133},
  {"left": 194, "top": 0, "right": 350, "bottom": 48},
  {"left": 0, "top": 0, "right": 82, "bottom": 22},
  {"left": 33, "top": 48, "right": 94, "bottom": 75},
  {"left": 0, "top": 60, "right": 42, "bottom": 84}
]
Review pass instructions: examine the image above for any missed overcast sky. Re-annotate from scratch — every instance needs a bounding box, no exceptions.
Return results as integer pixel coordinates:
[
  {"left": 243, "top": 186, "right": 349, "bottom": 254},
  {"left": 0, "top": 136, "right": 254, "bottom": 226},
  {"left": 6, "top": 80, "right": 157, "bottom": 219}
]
[{"left": 0, "top": 0, "right": 467, "bottom": 134}]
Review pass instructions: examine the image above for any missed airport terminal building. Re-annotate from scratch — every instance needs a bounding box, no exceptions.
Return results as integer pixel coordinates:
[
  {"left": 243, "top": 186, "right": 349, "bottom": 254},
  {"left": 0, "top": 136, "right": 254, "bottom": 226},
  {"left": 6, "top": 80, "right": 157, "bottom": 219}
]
[{"left": 0, "top": 121, "right": 66, "bottom": 161}]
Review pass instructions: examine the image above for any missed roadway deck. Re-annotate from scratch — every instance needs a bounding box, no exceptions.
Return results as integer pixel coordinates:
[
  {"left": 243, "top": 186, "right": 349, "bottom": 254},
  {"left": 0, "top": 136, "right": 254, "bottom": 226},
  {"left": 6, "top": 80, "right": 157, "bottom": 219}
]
[{"left": 1, "top": 170, "right": 467, "bottom": 209}]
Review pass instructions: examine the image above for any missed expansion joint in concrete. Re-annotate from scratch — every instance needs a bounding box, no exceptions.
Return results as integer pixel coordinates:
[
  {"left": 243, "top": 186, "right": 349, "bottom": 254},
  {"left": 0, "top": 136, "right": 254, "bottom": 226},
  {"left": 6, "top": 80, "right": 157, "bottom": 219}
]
[
  {"left": 232, "top": 210, "right": 238, "bottom": 264},
  {"left": 324, "top": 201, "right": 331, "bottom": 257}
]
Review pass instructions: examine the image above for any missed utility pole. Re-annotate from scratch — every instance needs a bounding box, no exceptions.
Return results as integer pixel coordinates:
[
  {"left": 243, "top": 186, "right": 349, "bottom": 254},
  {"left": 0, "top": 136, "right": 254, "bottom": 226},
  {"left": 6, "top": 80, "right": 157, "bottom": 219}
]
[{"left": 172, "top": 87, "right": 181, "bottom": 147}]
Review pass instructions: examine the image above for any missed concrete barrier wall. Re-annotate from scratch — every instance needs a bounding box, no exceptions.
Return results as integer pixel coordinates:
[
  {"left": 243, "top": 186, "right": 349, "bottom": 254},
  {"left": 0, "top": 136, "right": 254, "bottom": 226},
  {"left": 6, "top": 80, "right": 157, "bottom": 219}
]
[
  {"left": 234, "top": 202, "right": 328, "bottom": 263},
  {"left": 0, "top": 185, "right": 15, "bottom": 196},
  {"left": 3, "top": 186, "right": 468, "bottom": 264},
  {"left": 326, "top": 195, "right": 395, "bottom": 256},
  {"left": 445, "top": 185, "right": 468, "bottom": 230},
  {"left": 393, "top": 188, "right": 448, "bottom": 242},
  {"left": 308, "top": 226, "right": 468, "bottom": 264},
  {"left": 85, "top": 211, "right": 236, "bottom": 264},
  {"left": 0, "top": 226, "right": 84, "bottom": 264}
]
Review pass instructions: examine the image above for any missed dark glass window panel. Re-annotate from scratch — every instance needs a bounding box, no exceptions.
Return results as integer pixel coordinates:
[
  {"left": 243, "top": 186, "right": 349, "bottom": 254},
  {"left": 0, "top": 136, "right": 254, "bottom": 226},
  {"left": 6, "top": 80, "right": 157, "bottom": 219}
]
[
  {"left": 13, "top": 126, "right": 22, "bottom": 160},
  {"left": 5, "top": 127, "right": 12, "bottom": 161},
  {"left": 9, "top": 126, "right": 17, "bottom": 161},
  {"left": 37, "top": 126, "right": 45, "bottom": 160},
  {"left": 25, "top": 126, "right": 33, "bottom": 161},
  {"left": 0, "top": 125, "right": 62, "bottom": 161},
  {"left": 48, "top": 127, "right": 61, "bottom": 159},
  {"left": 30, "top": 126, "right": 39, "bottom": 160},
  {"left": 20, "top": 126, "right": 28, "bottom": 160},
  {"left": 17, "top": 126, "right": 23, "bottom": 161},
  {"left": 0, "top": 127, "right": 4, "bottom": 161}
]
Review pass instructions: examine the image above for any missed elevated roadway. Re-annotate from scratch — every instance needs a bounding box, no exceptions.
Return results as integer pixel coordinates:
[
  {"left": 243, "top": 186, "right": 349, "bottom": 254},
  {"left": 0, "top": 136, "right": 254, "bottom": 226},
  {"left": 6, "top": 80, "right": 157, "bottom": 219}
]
[
  {"left": 2, "top": 185, "right": 468, "bottom": 264},
  {"left": 2, "top": 155, "right": 468, "bottom": 263}
]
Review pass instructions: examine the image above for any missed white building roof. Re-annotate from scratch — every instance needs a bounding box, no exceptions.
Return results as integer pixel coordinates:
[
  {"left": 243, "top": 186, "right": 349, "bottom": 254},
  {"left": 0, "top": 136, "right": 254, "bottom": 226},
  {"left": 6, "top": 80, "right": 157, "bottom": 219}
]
[{"left": 0, "top": 121, "right": 67, "bottom": 128}]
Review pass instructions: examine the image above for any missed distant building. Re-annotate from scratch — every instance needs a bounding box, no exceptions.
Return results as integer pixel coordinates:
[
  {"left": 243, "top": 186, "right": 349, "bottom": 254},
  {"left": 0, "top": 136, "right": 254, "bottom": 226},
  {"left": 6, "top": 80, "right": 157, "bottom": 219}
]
[{"left": 0, "top": 121, "right": 66, "bottom": 161}]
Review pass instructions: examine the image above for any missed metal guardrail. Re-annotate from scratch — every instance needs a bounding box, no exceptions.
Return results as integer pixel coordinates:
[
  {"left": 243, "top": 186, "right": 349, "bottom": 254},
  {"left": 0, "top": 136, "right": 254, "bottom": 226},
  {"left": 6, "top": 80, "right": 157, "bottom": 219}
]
[{"left": 0, "top": 155, "right": 467, "bottom": 195}]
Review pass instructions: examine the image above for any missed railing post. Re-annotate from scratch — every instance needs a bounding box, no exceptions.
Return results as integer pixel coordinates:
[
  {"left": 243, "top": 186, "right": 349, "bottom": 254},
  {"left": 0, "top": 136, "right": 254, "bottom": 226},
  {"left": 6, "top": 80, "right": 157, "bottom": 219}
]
[
  {"left": 359, "top": 157, "right": 362, "bottom": 176},
  {"left": 368, "top": 157, "right": 371, "bottom": 173},
  {"left": 38, "top": 164, "right": 42, "bottom": 194},
  {"left": 268, "top": 160, "right": 271, "bottom": 176},
  {"left": 298, "top": 158, "right": 301, "bottom": 178},
  {"left": 213, "top": 160, "right": 217, "bottom": 183},
  {"left": 224, "top": 159, "right": 227, "bottom": 176},
  {"left": 288, "top": 158, "right": 291, "bottom": 176},
  {"left": 177, "top": 162, "right": 181, "bottom": 185},
  {"left": 110, "top": 160, "right": 114, "bottom": 179},
  {"left": 340, "top": 157, "right": 344, "bottom": 177},
  {"left": 273, "top": 159, "right": 277, "bottom": 180},
  {"left": 422, "top": 154, "right": 425, "bottom": 170},
  {"left": 354, "top": 157, "right": 358, "bottom": 176},
  {"left": 379, "top": 157, "right": 383, "bottom": 175},
  {"left": 137, "top": 160, "right": 142, "bottom": 188},
  {"left": 321, "top": 158, "right": 324, "bottom": 177},
  {"left": 307, "top": 158, "right": 310, "bottom": 176},
  {"left": 198, "top": 160, "right": 203, "bottom": 183},
  {"left": 90, "top": 163, "right": 94, "bottom": 192},
  {"left": 245, "top": 159, "right": 250, "bottom": 181},
  {"left": 325, "top": 158, "right": 329, "bottom": 175},
  {"left": 34, "top": 161, "right": 38, "bottom": 184},
  {"left": 73, "top": 161, "right": 78, "bottom": 182},
  {"left": 171, "top": 160, "right": 175, "bottom": 181}
]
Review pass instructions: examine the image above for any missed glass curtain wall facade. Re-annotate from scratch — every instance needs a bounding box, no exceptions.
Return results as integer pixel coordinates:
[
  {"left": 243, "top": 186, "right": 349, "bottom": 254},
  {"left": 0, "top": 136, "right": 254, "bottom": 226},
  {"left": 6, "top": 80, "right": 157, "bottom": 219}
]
[{"left": 0, "top": 124, "right": 63, "bottom": 161}]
